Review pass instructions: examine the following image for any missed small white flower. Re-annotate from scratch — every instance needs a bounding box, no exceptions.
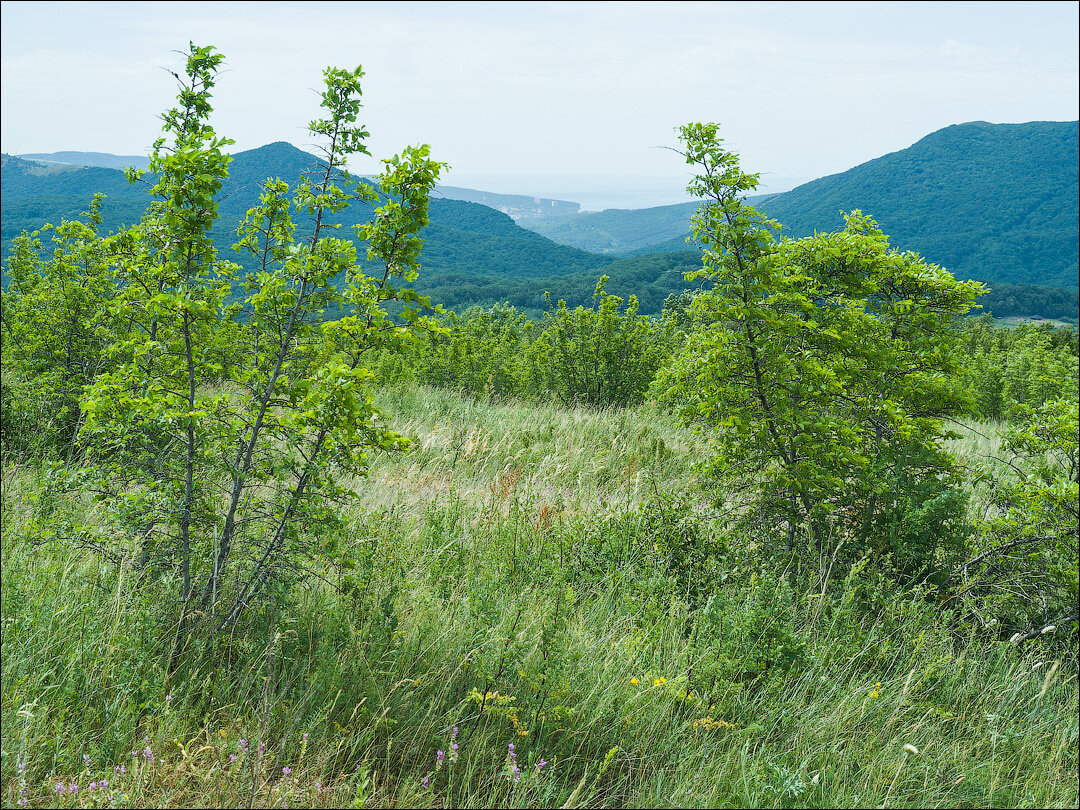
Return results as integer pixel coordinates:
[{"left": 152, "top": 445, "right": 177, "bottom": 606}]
[
  {"left": 1008, "top": 632, "right": 1022, "bottom": 643},
  {"left": 1041, "top": 625, "right": 1056, "bottom": 635},
  {"left": 903, "top": 744, "right": 919, "bottom": 756}
]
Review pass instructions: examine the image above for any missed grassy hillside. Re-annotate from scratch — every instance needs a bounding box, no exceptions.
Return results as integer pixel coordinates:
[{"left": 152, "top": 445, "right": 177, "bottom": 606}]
[{"left": 2, "top": 386, "right": 1076, "bottom": 808}]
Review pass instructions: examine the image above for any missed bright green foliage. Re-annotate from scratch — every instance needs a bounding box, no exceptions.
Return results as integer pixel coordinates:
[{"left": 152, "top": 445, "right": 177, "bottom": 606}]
[
  {"left": 0, "top": 197, "right": 118, "bottom": 458},
  {"left": 77, "top": 45, "right": 238, "bottom": 661},
  {"left": 960, "top": 399, "right": 1079, "bottom": 634},
  {"left": 370, "top": 284, "right": 674, "bottom": 408},
  {"left": 409, "top": 303, "right": 535, "bottom": 397},
  {"left": 213, "top": 112, "right": 445, "bottom": 628},
  {"left": 660, "top": 123, "right": 985, "bottom": 577},
  {"left": 690, "top": 571, "right": 805, "bottom": 693},
  {"left": 957, "top": 315, "right": 1079, "bottom": 420},
  {"left": 66, "top": 48, "right": 445, "bottom": 657},
  {"left": 527, "top": 278, "right": 668, "bottom": 408}
]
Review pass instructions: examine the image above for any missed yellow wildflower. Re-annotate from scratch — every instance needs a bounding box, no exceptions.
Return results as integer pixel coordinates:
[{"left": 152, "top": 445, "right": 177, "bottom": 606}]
[
  {"left": 654, "top": 676, "right": 667, "bottom": 687},
  {"left": 510, "top": 711, "right": 529, "bottom": 737},
  {"left": 693, "top": 716, "right": 737, "bottom": 730},
  {"left": 630, "top": 677, "right": 638, "bottom": 686}
]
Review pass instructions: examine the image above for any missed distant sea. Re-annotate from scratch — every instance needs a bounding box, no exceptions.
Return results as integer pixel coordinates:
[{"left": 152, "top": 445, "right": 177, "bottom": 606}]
[
  {"left": 442, "top": 174, "right": 688, "bottom": 211},
  {"left": 441, "top": 173, "right": 808, "bottom": 212}
]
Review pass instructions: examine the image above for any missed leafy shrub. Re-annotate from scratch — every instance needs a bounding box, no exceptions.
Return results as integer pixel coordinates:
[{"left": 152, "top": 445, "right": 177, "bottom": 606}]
[{"left": 688, "top": 571, "right": 806, "bottom": 698}]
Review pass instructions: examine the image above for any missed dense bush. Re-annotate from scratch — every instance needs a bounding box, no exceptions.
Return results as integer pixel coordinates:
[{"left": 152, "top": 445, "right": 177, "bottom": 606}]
[{"left": 956, "top": 314, "right": 1079, "bottom": 419}]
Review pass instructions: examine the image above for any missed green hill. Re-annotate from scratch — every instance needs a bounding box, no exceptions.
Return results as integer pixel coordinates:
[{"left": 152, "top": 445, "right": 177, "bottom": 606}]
[
  {"left": 2, "top": 145, "right": 693, "bottom": 314},
  {"left": 15, "top": 151, "right": 151, "bottom": 171},
  {"left": 1, "top": 144, "right": 606, "bottom": 284},
  {"left": 521, "top": 121, "right": 1080, "bottom": 292},
  {"left": 5, "top": 125, "right": 1078, "bottom": 320},
  {"left": 517, "top": 201, "right": 701, "bottom": 253},
  {"left": 758, "top": 121, "right": 1079, "bottom": 289}
]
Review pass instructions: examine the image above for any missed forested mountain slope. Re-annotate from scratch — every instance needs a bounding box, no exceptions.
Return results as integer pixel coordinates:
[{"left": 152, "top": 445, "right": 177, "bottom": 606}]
[
  {"left": 0, "top": 144, "right": 701, "bottom": 314},
  {"left": 1, "top": 143, "right": 606, "bottom": 283},
  {"left": 18, "top": 150, "right": 581, "bottom": 219},
  {"left": 4, "top": 123, "right": 1078, "bottom": 318},
  {"left": 759, "top": 121, "right": 1079, "bottom": 289},
  {"left": 525, "top": 121, "right": 1080, "bottom": 291}
]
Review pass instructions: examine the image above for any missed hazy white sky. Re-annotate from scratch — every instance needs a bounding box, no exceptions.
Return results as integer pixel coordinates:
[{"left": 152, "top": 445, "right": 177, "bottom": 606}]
[{"left": 2, "top": 1, "right": 1077, "bottom": 207}]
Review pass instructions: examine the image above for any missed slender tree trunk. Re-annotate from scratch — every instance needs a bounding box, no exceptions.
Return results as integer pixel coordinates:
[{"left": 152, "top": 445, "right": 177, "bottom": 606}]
[
  {"left": 201, "top": 278, "right": 310, "bottom": 608},
  {"left": 170, "top": 307, "right": 198, "bottom": 672}
]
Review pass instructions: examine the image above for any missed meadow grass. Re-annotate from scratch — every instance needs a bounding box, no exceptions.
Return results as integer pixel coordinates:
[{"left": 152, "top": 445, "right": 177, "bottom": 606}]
[{"left": 1, "top": 385, "right": 1076, "bottom": 808}]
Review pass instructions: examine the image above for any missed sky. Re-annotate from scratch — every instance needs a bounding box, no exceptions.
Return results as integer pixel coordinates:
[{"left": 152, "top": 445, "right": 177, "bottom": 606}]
[{"left": 2, "top": 1, "right": 1078, "bottom": 209}]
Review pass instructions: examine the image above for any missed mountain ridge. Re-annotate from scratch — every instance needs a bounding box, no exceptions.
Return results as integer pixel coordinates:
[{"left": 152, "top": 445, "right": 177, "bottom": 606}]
[
  {"left": 518, "top": 121, "right": 1079, "bottom": 291},
  {"left": 3, "top": 124, "right": 1078, "bottom": 319}
]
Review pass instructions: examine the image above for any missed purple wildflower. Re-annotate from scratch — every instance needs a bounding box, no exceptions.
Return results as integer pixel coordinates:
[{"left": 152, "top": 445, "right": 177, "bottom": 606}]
[
  {"left": 89, "top": 781, "right": 98, "bottom": 791},
  {"left": 230, "top": 753, "right": 238, "bottom": 764},
  {"left": 505, "top": 742, "right": 521, "bottom": 783},
  {"left": 101, "top": 780, "right": 109, "bottom": 790},
  {"left": 536, "top": 758, "right": 548, "bottom": 772},
  {"left": 54, "top": 782, "right": 64, "bottom": 794},
  {"left": 143, "top": 746, "right": 154, "bottom": 763},
  {"left": 283, "top": 766, "right": 292, "bottom": 776},
  {"left": 422, "top": 775, "right": 430, "bottom": 790},
  {"left": 69, "top": 782, "right": 79, "bottom": 794},
  {"left": 437, "top": 749, "right": 445, "bottom": 766}
]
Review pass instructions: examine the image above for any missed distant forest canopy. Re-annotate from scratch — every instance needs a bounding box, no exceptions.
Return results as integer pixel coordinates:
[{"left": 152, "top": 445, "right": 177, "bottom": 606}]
[{"left": 2, "top": 119, "right": 1078, "bottom": 322}]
